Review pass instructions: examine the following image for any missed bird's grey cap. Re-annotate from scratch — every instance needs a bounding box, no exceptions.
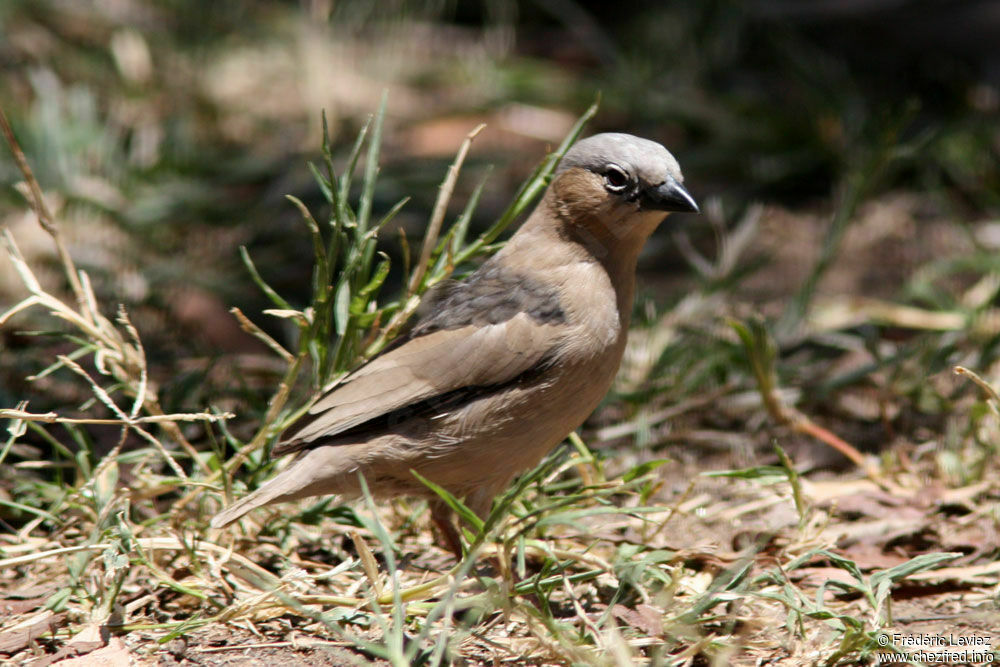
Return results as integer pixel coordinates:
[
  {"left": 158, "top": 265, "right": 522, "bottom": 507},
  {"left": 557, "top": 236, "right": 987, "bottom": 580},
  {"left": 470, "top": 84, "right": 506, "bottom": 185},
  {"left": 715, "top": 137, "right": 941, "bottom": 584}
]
[
  {"left": 558, "top": 132, "right": 684, "bottom": 184},
  {"left": 558, "top": 132, "right": 697, "bottom": 213}
]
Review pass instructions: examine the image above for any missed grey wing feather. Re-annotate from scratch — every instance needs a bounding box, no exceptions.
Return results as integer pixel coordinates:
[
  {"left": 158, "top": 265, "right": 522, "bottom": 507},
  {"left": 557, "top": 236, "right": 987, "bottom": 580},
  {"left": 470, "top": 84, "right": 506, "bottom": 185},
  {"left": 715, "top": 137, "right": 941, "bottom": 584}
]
[
  {"left": 280, "top": 312, "right": 561, "bottom": 449},
  {"left": 215, "top": 313, "right": 560, "bottom": 528}
]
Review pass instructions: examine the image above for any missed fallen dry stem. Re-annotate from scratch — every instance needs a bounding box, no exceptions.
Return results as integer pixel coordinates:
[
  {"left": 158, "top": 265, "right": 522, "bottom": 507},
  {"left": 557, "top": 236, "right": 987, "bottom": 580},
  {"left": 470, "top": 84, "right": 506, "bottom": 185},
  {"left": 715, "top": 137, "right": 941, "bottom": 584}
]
[
  {"left": 741, "top": 321, "right": 883, "bottom": 485},
  {"left": 0, "top": 409, "right": 234, "bottom": 425}
]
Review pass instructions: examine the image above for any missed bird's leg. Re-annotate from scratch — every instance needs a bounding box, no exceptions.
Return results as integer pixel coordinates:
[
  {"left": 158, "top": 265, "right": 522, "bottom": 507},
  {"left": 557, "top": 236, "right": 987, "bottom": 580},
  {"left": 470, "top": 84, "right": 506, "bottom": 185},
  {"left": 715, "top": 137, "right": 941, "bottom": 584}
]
[
  {"left": 430, "top": 499, "right": 465, "bottom": 559},
  {"left": 430, "top": 495, "right": 514, "bottom": 584}
]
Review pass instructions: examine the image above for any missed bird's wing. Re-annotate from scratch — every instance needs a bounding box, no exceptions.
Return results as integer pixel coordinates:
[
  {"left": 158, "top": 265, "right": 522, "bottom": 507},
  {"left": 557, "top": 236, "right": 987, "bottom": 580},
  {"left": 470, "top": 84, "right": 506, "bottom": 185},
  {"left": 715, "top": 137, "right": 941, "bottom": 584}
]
[{"left": 274, "top": 311, "right": 562, "bottom": 453}]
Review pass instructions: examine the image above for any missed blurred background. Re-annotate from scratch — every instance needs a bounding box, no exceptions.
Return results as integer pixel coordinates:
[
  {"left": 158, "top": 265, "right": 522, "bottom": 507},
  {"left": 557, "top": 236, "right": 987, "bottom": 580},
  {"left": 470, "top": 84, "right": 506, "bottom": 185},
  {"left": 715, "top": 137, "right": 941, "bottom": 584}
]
[{"left": 2, "top": 0, "right": 1000, "bottom": 459}]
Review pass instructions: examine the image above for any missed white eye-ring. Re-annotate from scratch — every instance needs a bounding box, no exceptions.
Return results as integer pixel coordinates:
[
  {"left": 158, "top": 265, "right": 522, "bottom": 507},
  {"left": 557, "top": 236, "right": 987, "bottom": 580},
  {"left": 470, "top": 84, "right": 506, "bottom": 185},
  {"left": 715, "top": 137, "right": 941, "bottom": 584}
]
[{"left": 603, "top": 165, "right": 630, "bottom": 192}]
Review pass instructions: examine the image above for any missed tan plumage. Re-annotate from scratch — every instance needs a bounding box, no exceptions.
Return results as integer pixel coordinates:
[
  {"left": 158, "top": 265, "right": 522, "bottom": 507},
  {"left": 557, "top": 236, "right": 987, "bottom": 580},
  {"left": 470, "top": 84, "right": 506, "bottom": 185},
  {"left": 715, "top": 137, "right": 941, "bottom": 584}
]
[{"left": 211, "top": 133, "right": 698, "bottom": 548}]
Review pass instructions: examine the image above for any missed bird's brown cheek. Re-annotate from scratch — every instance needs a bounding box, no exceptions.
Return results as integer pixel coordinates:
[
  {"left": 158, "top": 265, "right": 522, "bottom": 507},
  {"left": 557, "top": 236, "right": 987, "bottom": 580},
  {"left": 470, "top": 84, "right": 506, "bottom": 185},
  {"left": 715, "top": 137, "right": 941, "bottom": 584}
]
[{"left": 552, "top": 169, "right": 608, "bottom": 212}]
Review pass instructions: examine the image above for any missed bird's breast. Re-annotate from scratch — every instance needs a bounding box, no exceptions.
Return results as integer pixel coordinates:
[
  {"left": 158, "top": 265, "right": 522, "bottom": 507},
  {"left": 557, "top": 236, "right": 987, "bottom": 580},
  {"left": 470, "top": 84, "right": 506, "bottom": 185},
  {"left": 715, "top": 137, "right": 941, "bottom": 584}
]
[
  {"left": 553, "top": 257, "right": 628, "bottom": 355},
  {"left": 448, "top": 260, "right": 629, "bottom": 450}
]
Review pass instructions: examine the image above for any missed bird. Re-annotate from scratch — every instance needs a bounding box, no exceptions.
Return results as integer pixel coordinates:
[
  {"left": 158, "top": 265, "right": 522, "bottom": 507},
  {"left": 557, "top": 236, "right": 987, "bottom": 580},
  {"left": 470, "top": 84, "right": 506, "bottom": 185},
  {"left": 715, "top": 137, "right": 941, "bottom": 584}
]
[{"left": 211, "top": 132, "right": 698, "bottom": 554}]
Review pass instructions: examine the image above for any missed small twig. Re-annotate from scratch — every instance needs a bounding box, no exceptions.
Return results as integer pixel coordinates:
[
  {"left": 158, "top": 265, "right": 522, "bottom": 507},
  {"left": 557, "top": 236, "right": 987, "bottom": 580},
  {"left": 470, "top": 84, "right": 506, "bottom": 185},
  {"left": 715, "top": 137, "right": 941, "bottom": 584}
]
[
  {"left": 0, "top": 536, "right": 279, "bottom": 576},
  {"left": 0, "top": 409, "right": 234, "bottom": 424},
  {"left": 117, "top": 307, "right": 147, "bottom": 420},
  {"left": 175, "top": 351, "right": 305, "bottom": 512},
  {"left": 229, "top": 354, "right": 302, "bottom": 471},
  {"left": 1, "top": 231, "right": 105, "bottom": 342},
  {"left": 408, "top": 123, "right": 486, "bottom": 294},
  {"left": 0, "top": 102, "right": 89, "bottom": 318},
  {"left": 140, "top": 398, "right": 212, "bottom": 474},
  {"left": 57, "top": 355, "right": 188, "bottom": 479},
  {"left": 194, "top": 640, "right": 352, "bottom": 653},
  {"left": 759, "top": 373, "right": 883, "bottom": 484},
  {"left": 560, "top": 567, "right": 603, "bottom": 645},
  {"left": 231, "top": 307, "right": 295, "bottom": 362},
  {"left": 351, "top": 530, "right": 383, "bottom": 599},
  {"left": 363, "top": 124, "right": 486, "bottom": 356},
  {"left": 363, "top": 123, "right": 486, "bottom": 358},
  {"left": 954, "top": 365, "right": 1000, "bottom": 408},
  {"left": 0, "top": 295, "right": 42, "bottom": 327},
  {"left": 732, "top": 318, "right": 885, "bottom": 486},
  {"left": 648, "top": 477, "right": 697, "bottom": 541},
  {"left": 0, "top": 543, "right": 108, "bottom": 569},
  {"left": 4, "top": 224, "right": 213, "bottom": 475}
]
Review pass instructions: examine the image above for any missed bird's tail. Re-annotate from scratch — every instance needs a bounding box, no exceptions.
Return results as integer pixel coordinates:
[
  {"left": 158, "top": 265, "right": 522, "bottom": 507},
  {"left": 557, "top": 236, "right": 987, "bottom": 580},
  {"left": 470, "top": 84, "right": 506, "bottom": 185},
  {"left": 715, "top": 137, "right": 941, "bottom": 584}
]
[
  {"left": 210, "top": 447, "right": 354, "bottom": 528},
  {"left": 210, "top": 480, "right": 293, "bottom": 528}
]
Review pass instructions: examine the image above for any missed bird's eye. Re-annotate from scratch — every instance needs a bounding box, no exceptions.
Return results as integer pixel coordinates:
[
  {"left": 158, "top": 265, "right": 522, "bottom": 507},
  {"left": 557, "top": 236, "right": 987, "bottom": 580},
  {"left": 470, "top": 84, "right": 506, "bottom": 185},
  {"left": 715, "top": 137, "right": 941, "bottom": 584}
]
[{"left": 603, "top": 166, "right": 630, "bottom": 192}]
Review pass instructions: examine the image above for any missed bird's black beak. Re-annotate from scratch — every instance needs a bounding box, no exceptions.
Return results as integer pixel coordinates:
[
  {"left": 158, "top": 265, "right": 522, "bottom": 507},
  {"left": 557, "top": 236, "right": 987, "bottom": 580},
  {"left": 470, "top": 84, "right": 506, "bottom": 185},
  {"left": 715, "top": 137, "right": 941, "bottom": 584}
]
[{"left": 640, "top": 176, "right": 699, "bottom": 213}]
